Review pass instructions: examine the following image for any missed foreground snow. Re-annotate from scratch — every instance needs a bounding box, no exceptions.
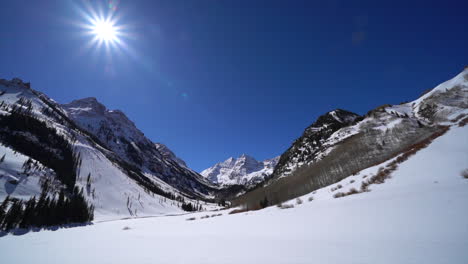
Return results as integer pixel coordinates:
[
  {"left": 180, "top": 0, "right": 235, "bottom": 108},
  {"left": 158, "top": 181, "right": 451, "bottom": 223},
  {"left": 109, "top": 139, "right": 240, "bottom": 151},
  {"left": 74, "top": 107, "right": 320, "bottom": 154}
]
[{"left": 1, "top": 126, "right": 467, "bottom": 264}]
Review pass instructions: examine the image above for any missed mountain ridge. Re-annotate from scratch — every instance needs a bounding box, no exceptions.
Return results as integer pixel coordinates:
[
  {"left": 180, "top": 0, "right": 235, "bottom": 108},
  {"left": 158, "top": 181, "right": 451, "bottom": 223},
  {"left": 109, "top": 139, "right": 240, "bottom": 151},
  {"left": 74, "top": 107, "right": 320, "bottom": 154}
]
[
  {"left": 201, "top": 154, "right": 279, "bottom": 186},
  {"left": 232, "top": 68, "right": 468, "bottom": 208}
]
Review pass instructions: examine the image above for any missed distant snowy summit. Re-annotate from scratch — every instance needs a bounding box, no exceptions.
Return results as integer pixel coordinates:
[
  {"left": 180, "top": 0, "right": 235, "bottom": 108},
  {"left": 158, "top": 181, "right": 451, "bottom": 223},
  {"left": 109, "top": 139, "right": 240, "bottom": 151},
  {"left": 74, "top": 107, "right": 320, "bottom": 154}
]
[{"left": 201, "top": 154, "right": 279, "bottom": 186}]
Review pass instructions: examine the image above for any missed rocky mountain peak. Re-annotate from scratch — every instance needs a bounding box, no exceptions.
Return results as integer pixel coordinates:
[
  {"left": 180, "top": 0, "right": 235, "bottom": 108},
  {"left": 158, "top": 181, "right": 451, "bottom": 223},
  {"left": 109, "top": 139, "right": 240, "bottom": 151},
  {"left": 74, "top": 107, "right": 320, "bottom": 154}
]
[
  {"left": 201, "top": 155, "right": 279, "bottom": 186},
  {"left": 155, "top": 143, "right": 187, "bottom": 167},
  {"left": 309, "top": 109, "right": 360, "bottom": 129},
  {"left": 63, "top": 97, "right": 107, "bottom": 115}
]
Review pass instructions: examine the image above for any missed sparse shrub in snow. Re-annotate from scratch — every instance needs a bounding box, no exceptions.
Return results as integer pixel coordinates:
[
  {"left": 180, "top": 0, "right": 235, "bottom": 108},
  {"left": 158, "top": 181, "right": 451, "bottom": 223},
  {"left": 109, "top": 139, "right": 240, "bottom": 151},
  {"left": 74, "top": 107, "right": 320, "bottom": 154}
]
[
  {"left": 296, "top": 198, "right": 303, "bottom": 205},
  {"left": 186, "top": 217, "right": 196, "bottom": 221},
  {"left": 122, "top": 226, "right": 131, "bottom": 230},
  {"left": 330, "top": 184, "right": 343, "bottom": 192},
  {"left": 358, "top": 128, "right": 449, "bottom": 193},
  {"left": 333, "top": 192, "right": 344, "bottom": 198},
  {"left": 308, "top": 196, "right": 314, "bottom": 202},
  {"left": 210, "top": 214, "right": 222, "bottom": 218},
  {"left": 461, "top": 169, "right": 468, "bottom": 179},
  {"left": 229, "top": 208, "right": 249, "bottom": 214},
  {"left": 333, "top": 188, "right": 359, "bottom": 198},
  {"left": 201, "top": 215, "right": 210, "bottom": 219},
  {"left": 459, "top": 117, "right": 468, "bottom": 127},
  {"left": 0, "top": 153, "right": 5, "bottom": 163},
  {"left": 278, "top": 204, "right": 294, "bottom": 209},
  {"left": 350, "top": 180, "right": 355, "bottom": 184}
]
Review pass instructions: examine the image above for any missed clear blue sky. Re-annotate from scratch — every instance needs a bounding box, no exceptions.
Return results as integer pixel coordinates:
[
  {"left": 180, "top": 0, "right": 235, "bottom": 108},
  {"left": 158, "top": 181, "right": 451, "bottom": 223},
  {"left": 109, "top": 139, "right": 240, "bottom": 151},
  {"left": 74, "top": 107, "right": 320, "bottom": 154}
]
[{"left": 0, "top": 0, "right": 467, "bottom": 171}]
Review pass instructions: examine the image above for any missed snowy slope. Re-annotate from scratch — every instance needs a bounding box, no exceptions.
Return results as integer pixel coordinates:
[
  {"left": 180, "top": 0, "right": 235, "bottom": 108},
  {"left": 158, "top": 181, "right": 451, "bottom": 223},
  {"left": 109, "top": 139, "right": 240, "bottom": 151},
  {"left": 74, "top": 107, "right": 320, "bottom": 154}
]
[
  {"left": 233, "top": 69, "right": 467, "bottom": 208},
  {"left": 0, "top": 78, "right": 217, "bottom": 221},
  {"left": 0, "top": 144, "right": 56, "bottom": 200},
  {"left": 61, "top": 97, "right": 216, "bottom": 198},
  {"left": 201, "top": 154, "right": 279, "bottom": 186},
  {"left": 1, "top": 125, "right": 467, "bottom": 264}
]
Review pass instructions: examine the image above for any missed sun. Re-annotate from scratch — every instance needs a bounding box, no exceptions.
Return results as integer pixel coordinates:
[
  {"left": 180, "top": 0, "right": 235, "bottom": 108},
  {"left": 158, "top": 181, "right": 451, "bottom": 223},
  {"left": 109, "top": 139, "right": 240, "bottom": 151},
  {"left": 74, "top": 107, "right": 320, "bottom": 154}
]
[
  {"left": 92, "top": 19, "right": 118, "bottom": 42},
  {"left": 75, "top": 1, "right": 131, "bottom": 56}
]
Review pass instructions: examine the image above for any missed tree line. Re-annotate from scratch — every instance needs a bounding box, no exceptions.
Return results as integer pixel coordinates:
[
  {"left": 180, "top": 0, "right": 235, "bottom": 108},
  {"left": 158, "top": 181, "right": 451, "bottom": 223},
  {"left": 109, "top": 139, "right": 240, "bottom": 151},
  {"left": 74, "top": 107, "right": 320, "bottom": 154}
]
[
  {"left": 0, "top": 109, "right": 80, "bottom": 191},
  {"left": 0, "top": 186, "right": 94, "bottom": 232}
]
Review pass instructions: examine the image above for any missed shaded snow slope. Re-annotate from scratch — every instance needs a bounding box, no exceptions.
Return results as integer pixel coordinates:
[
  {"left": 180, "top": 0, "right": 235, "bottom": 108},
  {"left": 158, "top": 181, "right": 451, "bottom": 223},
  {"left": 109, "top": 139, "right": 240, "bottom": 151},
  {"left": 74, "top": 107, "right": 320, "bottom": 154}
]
[
  {"left": 201, "top": 154, "right": 279, "bottom": 186},
  {"left": 1, "top": 126, "right": 467, "bottom": 264}
]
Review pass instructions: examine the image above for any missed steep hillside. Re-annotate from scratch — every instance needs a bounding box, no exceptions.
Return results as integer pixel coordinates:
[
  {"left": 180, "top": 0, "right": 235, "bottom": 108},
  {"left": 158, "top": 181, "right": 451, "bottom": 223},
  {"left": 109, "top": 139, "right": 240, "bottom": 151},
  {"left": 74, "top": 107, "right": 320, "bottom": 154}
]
[
  {"left": 0, "top": 78, "right": 217, "bottom": 224},
  {"left": 271, "top": 109, "right": 362, "bottom": 180},
  {"left": 201, "top": 154, "right": 279, "bottom": 186},
  {"left": 61, "top": 97, "right": 216, "bottom": 198},
  {"left": 233, "top": 68, "right": 468, "bottom": 208}
]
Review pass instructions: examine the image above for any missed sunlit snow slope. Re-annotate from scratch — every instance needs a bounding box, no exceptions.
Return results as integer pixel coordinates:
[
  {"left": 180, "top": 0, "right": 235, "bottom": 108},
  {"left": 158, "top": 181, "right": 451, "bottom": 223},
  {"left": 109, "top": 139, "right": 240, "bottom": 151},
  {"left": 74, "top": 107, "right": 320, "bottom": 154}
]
[
  {"left": 0, "top": 78, "right": 215, "bottom": 221},
  {"left": 1, "top": 125, "right": 467, "bottom": 264}
]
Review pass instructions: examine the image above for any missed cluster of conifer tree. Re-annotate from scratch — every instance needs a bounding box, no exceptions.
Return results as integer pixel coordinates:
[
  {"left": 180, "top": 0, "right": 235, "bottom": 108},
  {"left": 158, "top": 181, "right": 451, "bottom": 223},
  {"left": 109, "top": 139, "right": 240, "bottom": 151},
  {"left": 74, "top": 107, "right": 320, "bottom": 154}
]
[
  {"left": 0, "top": 186, "right": 94, "bottom": 232},
  {"left": 181, "top": 202, "right": 197, "bottom": 212},
  {"left": 0, "top": 109, "right": 80, "bottom": 191}
]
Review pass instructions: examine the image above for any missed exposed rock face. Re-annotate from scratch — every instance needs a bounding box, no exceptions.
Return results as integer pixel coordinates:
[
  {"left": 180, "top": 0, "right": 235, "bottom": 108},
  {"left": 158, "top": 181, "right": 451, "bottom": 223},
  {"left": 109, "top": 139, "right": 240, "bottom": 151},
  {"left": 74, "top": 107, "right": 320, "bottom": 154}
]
[
  {"left": 155, "top": 143, "right": 187, "bottom": 168},
  {"left": 271, "top": 109, "right": 362, "bottom": 180}
]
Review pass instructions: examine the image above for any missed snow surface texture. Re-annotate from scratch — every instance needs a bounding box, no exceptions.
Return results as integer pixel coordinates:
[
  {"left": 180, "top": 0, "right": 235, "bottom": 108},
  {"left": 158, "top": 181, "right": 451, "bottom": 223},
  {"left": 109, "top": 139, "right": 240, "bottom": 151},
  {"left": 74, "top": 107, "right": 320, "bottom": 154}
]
[
  {"left": 1, "top": 125, "right": 467, "bottom": 264},
  {"left": 201, "top": 154, "right": 279, "bottom": 186}
]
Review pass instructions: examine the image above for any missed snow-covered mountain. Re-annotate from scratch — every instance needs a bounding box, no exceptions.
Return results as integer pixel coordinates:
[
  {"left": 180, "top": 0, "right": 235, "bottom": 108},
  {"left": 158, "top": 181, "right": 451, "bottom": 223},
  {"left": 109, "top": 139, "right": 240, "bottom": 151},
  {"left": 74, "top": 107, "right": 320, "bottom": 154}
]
[
  {"left": 154, "top": 143, "right": 188, "bottom": 168},
  {"left": 3, "top": 122, "right": 467, "bottom": 263},
  {"left": 233, "top": 68, "right": 468, "bottom": 208},
  {"left": 61, "top": 97, "right": 214, "bottom": 198},
  {"left": 0, "top": 79, "right": 218, "bottom": 221},
  {"left": 201, "top": 154, "right": 279, "bottom": 186},
  {"left": 1, "top": 67, "right": 467, "bottom": 229}
]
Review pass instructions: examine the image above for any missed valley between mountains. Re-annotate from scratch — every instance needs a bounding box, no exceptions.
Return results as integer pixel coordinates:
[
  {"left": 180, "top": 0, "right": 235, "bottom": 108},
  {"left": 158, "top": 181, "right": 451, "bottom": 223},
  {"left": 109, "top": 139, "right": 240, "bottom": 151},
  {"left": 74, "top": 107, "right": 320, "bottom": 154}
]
[{"left": 0, "top": 68, "right": 467, "bottom": 264}]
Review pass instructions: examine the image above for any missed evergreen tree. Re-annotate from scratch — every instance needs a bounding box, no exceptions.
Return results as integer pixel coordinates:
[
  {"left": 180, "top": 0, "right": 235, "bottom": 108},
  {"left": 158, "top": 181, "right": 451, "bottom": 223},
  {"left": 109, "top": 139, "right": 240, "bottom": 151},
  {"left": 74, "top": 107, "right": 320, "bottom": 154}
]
[
  {"left": 2, "top": 200, "right": 23, "bottom": 230},
  {"left": 0, "top": 188, "right": 95, "bottom": 232},
  {"left": 19, "top": 197, "right": 36, "bottom": 229},
  {"left": 56, "top": 190, "right": 66, "bottom": 224},
  {"left": 0, "top": 196, "right": 10, "bottom": 226},
  {"left": 86, "top": 173, "right": 91, "bottom": 187},
  {"left": 260, "top": 196, "right": 269, "bottom": 208},
  {"left": 218, "top": 199, "right": 226, "bottom": 207}
]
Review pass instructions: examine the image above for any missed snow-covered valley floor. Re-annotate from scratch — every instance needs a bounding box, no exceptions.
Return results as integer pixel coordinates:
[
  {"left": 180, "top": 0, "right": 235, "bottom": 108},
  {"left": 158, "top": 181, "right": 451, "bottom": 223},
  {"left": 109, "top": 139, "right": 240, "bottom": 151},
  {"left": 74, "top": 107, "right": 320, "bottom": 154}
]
[{"left": 1, "top": 126, "right": 467, "bottom": 264}]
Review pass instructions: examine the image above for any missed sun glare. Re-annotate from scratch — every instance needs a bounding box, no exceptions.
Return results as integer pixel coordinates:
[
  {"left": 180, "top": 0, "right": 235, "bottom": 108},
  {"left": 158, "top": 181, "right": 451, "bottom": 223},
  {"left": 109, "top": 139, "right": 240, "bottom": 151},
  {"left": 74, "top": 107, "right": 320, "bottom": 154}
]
[
  {"left": 92, "top": 19, "right": 118, "bottom": 42},
  {"left": 76, "top": 1, "right": 134, "bottom": 59}
]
